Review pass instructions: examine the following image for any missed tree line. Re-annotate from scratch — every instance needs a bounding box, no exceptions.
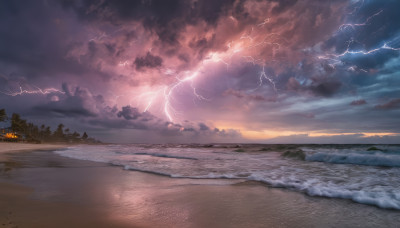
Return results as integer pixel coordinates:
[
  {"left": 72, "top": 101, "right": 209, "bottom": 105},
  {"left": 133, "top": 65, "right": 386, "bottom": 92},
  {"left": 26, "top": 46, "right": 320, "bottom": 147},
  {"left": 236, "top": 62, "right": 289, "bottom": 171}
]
[{"left": 0, "top": 108, "right": 99, "bottom": 144}]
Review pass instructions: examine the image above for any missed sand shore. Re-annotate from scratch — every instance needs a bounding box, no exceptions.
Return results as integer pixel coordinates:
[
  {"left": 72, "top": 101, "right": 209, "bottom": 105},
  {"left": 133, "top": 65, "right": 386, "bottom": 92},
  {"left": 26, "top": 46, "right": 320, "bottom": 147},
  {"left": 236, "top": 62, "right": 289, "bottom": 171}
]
[
  {"left": 0, "top": 142, "right": 68, "bottom": 166},
  {"left": 1, "top": 147, "right": 400, "bottom": 227},
  {"left": 0, "top": 142, "right": 68, "bottom": 154}
]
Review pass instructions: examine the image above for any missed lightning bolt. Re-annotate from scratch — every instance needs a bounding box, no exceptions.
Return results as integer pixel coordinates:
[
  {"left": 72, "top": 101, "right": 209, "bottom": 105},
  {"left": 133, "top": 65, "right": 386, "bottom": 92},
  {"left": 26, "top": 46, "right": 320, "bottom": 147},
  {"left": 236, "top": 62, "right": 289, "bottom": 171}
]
[
  {"left": 1, "top": 86, "right": 64, "bottom": 96},
  {"left": 258, "top": 65, "right": 276, "bottom": 92},
  {"left": 338, "top": 9, "right": 383, "bottom": 32},
  {"left": 316, "top": 8, "right": 400, "bottom": 71},
  {"left": 132, "top": 17, "right": 285, "bottom": 122},
  {"left": 1, "top": 16, "right": 283, "bottom": 124},
  {"left": 81, "top": 14, "right": 284, "bottom": 122},
  {"left": 118, "top": 61, "right": 130, "bottom": 67},
  {"left": 318, "top": 41, "right": 400, "bottom": 60},
  {"left": 162, "top": 71, "right": 204, "bottom": 122},
  {"left": 348, "top": 65, "right": 368, "bottom": 73},
  {"left": 257, "top": 18, "right": 270, "bottom": 27},
  {"left": 89, "top": 32, "right": 108, "bottom": 42}
]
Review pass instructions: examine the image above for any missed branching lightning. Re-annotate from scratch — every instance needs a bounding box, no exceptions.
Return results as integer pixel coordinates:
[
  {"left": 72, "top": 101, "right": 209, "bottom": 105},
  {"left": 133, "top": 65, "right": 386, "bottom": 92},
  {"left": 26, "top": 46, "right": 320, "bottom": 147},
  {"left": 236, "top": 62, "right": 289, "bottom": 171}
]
[
  {"left": 338, "top": 9, "right": 383, "bottom": 32},
  {"left": 86, "top": 3, "right": 400, "bottom": 124},
  {"left": 257, "top": 18, "right": 270, "bottom": 27},
  {"left": 258, "top": 65, "right": 276, "bottom": 92},
  {"left": 118, "top": 61, "right": 130, "bottom": 67},
  {"left": 2, "top": 14, "right": 288, "bottom": 123},
  {"left": 317, "top": 8, "right": 400, "bottom": 72},
  {"left": 134, "top": 19, "right": 282, "bottom": 122},
  {"left": 318, "top": 41, "right": 400, "bottom": 61},
  {"left": 1, "top": 86, "right": 64, "bottom": 96}
]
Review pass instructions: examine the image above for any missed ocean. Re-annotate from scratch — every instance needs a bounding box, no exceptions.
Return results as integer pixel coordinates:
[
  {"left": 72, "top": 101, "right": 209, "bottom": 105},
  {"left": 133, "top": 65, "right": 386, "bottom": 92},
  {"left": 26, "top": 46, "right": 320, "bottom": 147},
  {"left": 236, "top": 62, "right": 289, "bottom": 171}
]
[{"left": 55, "top": 144, "right": 400, "bottom": 210}]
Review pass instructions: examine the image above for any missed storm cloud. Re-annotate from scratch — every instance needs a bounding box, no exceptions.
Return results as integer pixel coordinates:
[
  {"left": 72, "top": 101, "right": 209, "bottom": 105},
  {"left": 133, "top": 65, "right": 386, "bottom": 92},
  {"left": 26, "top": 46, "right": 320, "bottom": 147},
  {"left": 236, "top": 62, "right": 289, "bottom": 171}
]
[
  {"left": 0, "top": 0, "right": 399, "bottom": 143},
  {"left": 134, "top": 52, "right": 163, "bottom": 70}
]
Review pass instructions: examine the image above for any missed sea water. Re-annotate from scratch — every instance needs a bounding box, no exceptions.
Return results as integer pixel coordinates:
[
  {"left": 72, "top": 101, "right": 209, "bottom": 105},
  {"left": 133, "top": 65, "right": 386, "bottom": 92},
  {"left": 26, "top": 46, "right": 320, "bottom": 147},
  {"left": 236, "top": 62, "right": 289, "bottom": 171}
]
[{"left": 55, "top": 144, "right": 400, "bottom": 210}]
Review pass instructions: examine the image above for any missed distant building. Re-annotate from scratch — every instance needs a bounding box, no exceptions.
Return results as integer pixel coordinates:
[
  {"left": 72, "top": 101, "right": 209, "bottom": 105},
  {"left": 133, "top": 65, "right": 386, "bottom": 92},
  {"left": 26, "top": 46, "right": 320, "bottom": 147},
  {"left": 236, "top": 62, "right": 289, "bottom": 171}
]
[{"left": 0, "top": 127, "right": 19, "bottom": 142}]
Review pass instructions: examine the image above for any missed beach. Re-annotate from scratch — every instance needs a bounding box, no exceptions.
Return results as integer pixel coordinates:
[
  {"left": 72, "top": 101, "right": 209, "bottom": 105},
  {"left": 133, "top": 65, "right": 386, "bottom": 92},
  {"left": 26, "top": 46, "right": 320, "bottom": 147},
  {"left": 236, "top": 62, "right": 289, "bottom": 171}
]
[
  {"left": 1, "top": 144, "right": 400, "bottom": 227},
  {"left": 0, "top": 143, "right": 68, "bottom": 163},
  {"left": 1, "top": 0, "right": 399, "bottom": 227},
  {"left": 0, "top": 142, "right": 67, "bottom": 154}
]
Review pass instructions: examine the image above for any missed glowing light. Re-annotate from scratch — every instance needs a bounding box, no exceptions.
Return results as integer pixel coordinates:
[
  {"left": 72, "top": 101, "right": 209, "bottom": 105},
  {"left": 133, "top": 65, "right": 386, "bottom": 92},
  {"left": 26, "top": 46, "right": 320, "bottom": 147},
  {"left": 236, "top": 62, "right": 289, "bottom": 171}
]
[
  {"left": 316, "top": 9, "right": 400, "bottom": 71},
  {"left": 318, "top": 42, "right": 400, "bottom": 60},
  {"left": 241, "top": 129, "right": 400, "bottom": 140},
  {"left": 118, "top": 61, "right": 130, "bottom": 67},
  {"left": 136, "top": 19, "right": 285, "bottom": 122},
  {"left": 89, "top": 32, "right": 107, "bottom": 42},
  {"left": 1, "top": 86, "right": 64, "bottom": 96},
  {"left": 338, "top": 9, "right": 383, "bottom": 32},
  {"left": 360, "top": 132, "right": 400, "bottom": 137},
  {"left": 5, "top": 132, "right": 18, "bottom": 139},
  {"left": 135, "top": 87, "right": 165, "bottom": 113},
  {"left": 3, "top": 16, "right": 285, "bottom": 123},
  {"left": 254, "top": 65, "right": 276, "bottom": 92},
  {"left": 257, "top": 18, "right": 270, "bottom": 27}
]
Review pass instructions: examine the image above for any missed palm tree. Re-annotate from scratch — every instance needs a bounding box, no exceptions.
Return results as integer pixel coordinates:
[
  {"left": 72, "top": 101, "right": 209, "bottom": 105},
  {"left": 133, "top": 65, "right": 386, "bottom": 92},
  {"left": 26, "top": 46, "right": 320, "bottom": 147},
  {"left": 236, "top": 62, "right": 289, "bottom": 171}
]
[
  {"left": 53, "top": 124, "right": 65, "bottom": 141},
  {"left": 82, "top": 132, "right": 88, "bottom": 140},
  {"left": 0, "top": 109, "right": 6, "bottom": 122}
]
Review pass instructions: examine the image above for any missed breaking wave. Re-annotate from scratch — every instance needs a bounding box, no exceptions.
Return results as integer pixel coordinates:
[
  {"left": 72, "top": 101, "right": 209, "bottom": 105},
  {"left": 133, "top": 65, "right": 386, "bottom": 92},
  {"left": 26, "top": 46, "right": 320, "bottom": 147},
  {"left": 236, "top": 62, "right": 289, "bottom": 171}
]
[
  {"left": 54, "top": 144, "right": 400, "bottom": 210},
  {"left": 303, "top": 147, "right": 400, "bottom": 167}
]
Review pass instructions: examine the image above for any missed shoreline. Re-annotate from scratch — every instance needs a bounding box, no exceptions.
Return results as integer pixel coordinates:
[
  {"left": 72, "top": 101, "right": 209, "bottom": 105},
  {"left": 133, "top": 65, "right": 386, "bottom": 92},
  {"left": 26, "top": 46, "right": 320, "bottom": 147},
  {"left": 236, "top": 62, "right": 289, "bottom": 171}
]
[
  {"left": 1, "top": 147, "right": 400, "bottom": 227},
  {"left": 0, "top": 142, "right": 69, "bottom": 165},
  {"left": 0, "top": 142, "right": 68, "bottom": 154}
]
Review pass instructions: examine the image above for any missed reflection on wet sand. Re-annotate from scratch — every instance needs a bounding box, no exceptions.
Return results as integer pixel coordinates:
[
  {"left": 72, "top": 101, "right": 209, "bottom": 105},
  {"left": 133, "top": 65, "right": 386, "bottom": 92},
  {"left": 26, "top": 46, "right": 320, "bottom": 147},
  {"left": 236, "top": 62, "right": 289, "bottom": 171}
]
[{"left": 1, "top": 150, "right": 400, "bottom": 228}]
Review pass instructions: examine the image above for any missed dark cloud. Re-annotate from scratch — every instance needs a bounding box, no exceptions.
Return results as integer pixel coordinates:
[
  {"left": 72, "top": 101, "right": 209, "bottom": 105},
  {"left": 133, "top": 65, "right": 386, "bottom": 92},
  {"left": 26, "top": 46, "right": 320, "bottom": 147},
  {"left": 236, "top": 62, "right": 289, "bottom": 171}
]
[
  {"left": 88, "top": 105, "right": 242, "bottom": 139},
  {"left": 375, "top": 98, "right": 400, "bottom": 110},
  {"left": 198, "top": 122, "right": 210, "bottom": 131},
  {"left": 117, "top": 106, "right": 142, "bottom": 120},
  {"left": 0, "top": 0, "right": 399, "bottom": 143},
  {"left": 0, "top": 2, "right": 78, "bottom": 76},
  {"left": 134, "top": 52, "right": 163, "bottom": 70},
  {"left": 286, "top": 77, "right": 342, "bottom": 97},
  {"left": 350, "top": 99, "right": 367, "bottom": 106},
  {"left": 0, "top": 0, "right": 118, "bottom": 92},
  {"left": 310, "top": 79, "right": 342, "bottom": 97},
  {"left": 61, "top": 0, "right": 235, "bottom": 45},
  {"left": 223, "top": 89, "right": 275, "bottom": 102},
  {"left": 117, "top": 105, "right": 155, "bottom": 121},
  {"left": 271, "top": 0, "right": 299, "bottom": 15}
]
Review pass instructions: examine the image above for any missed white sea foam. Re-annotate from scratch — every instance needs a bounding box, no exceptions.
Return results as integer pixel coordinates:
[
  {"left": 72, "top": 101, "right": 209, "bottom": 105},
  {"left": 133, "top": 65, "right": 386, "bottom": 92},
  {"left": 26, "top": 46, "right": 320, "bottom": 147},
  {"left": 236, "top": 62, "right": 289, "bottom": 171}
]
[
  {"left": 248, "top": 172, "right": 400, "bottom": 209},
  {"left": 55, "top": 144, "right": 400, "bottom": 210}
]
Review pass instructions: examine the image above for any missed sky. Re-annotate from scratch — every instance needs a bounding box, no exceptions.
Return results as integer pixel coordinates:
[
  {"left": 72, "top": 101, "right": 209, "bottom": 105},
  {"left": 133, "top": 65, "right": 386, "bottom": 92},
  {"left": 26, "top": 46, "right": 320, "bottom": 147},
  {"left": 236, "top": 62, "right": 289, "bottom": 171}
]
[{"left": 0, "top": 0, "right": 400, "bottom": 144}]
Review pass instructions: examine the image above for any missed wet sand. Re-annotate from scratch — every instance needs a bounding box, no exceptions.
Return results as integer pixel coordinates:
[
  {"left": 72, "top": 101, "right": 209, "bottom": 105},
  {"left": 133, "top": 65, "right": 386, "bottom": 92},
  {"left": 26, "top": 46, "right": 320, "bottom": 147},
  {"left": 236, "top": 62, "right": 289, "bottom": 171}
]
[
  {"left": 1, "top": 149, "right": 400, "bottom": 228},
  {"left": 0, "top": 142, "right": 67, "bottom": 164},
  {"left": 0, "top": 142, "right": 67, "bottom": 154}
]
